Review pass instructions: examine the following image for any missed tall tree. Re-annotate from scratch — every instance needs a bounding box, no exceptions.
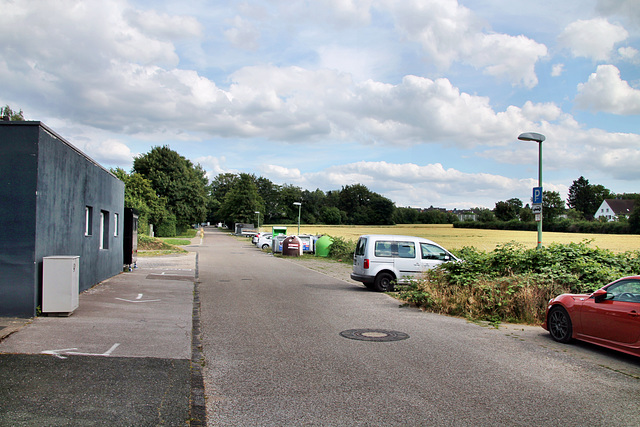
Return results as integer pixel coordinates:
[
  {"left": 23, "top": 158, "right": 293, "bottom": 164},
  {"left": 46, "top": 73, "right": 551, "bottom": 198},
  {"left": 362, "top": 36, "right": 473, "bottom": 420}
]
[
  {"left": 111, "top": 168, "right": 169, "bottom": 235},
  {"left": 567, "top": 176, "right": 608, "bottom": 220},
  {"left": 542, "top": 191, "right": 565, "bottom": 222},
  {"left": 494, "top": 198, "right": 522, "bottom": 221},
  {"left": 217, "top": 173, "right": 264, "bottom": 226},
  {"left": 133, "top": 146, "right": 208, "bottom": 229},
  {"left": 0, "top": 105, "right": 25, "bottom": 121},
  {"left": 592, "top": 184, "right": 612, "bottom": 212}
]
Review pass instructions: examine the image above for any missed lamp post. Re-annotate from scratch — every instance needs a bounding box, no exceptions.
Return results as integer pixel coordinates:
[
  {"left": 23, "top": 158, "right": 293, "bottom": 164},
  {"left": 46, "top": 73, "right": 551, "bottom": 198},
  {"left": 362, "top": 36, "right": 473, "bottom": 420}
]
[
  {"left": 293, "top": 202, "right": 301, "bottom": 235},
  {"left": 518, "top": 132, "right": 545, "bottom": 249},
  {"left": 255, "top": 211, "right": 260, "bottom": 231}
]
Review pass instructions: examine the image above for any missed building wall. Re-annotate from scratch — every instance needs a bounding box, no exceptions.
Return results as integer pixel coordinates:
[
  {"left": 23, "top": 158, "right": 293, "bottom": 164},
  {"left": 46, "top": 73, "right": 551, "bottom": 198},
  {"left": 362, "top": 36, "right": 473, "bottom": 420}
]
[
  {"left": 0, "top": 122, "right": 124, "bottom": 317},
  {"left": 0, "top": 124, "right": 40, "bottom": 316}
]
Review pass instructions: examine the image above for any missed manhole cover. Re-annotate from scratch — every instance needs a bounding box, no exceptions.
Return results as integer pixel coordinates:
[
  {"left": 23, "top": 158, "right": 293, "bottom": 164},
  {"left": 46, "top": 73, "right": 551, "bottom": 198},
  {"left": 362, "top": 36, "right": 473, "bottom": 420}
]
[{"left": 339, "top": 329, "right": 409, "bottom": 342}]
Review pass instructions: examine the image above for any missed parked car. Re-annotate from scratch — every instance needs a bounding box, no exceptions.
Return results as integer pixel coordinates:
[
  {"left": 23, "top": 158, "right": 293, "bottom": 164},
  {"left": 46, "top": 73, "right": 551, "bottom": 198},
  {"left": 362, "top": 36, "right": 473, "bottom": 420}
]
[
  {"left": 543, "top": 276, "right": 640, "bottom": 357},
  {"left": 256, "top": 234, "right": 273, "bottom": 250},
  {"left": 350, "top": 235, "right": 459, "bottom": 292},
  {"left": 252, "top": 232, "right": 270, "bottom": 245}
]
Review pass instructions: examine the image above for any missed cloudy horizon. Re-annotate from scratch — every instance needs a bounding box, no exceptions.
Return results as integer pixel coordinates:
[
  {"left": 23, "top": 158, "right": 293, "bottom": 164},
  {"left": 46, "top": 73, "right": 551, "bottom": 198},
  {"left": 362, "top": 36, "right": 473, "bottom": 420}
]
[{"left": 1, "top": 0, "right": 638, "bottom": 209}]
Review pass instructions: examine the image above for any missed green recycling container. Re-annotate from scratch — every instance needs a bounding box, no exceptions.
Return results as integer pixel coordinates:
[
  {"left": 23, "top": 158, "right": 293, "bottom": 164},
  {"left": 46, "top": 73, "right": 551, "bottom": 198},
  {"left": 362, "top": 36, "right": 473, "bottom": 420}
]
[{"left": 315, "top": 235, "right": 333, "bottom": 257}]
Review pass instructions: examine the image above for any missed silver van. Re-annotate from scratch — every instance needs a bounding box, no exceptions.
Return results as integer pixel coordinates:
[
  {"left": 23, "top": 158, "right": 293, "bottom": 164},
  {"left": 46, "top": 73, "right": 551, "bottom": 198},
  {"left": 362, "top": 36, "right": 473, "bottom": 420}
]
[{"left": 350, "top": 234, "right": 459, "bottom": 292}]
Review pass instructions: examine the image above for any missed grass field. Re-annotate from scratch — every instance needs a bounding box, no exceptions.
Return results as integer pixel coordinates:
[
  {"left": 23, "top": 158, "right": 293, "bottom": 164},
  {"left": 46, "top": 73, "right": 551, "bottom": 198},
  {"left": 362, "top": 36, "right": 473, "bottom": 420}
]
[{"left": 263, "top": 224, "right": 639, "bottom": 253}]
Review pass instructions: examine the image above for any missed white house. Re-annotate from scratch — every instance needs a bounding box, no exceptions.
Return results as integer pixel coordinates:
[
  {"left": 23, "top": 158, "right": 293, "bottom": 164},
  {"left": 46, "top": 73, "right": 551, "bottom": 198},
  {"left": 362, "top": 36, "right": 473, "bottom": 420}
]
[{"left": 594, "top": 199, "right": 636, "bottom": 222}]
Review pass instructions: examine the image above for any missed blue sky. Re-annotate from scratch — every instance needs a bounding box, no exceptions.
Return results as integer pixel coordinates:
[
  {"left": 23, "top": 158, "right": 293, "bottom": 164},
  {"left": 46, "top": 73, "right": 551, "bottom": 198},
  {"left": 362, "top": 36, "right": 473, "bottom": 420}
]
[{"left": 1, "top": 0, "right": 638, "bottom": 209}]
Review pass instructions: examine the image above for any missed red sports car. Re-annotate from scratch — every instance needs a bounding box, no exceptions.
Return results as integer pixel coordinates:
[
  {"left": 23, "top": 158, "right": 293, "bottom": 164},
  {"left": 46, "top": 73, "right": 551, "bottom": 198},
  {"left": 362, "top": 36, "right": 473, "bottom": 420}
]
[{"left": 543, "top": 276, "right": 640, "bottom": 357}]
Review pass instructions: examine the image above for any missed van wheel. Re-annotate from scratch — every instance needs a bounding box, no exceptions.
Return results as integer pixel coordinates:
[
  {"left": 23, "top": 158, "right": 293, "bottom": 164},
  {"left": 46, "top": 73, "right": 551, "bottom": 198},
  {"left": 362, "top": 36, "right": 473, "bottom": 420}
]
[{"left": 374, "top": 272, "right": 394, "bottom": 292}]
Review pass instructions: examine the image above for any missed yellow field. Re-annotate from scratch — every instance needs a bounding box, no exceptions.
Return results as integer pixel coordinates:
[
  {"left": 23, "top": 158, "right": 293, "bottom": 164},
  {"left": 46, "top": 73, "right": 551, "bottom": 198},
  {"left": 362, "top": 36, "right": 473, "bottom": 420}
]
[{"left": 264, "top": 224, "right": 639, "bottom": 253}]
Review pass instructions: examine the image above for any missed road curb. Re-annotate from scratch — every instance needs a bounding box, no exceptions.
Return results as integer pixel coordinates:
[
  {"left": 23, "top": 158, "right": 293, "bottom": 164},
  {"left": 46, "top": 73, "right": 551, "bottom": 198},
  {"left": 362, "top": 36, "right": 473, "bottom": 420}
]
[{"left": 190, "top": 253, "right": 207, "bottom": 426}]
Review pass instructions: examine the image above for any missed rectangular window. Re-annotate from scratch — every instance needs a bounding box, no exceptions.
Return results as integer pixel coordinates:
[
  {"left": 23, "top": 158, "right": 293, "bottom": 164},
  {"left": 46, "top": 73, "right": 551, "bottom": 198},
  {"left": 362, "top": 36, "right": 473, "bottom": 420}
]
[
  {"left": 113, "top": 213, "right": 119, "bottom": 237},
  {"left": 100, "top": 210, "right": 109, "bottom": 249},
  {"left": 85, "top": 206, "right": 93, "bottom": 236},
  {"left": 374, "top": 241, "right": 393, "bottom": 257},
  {"left": 397, "top": 242, "right": 416, "bottom": 258}
]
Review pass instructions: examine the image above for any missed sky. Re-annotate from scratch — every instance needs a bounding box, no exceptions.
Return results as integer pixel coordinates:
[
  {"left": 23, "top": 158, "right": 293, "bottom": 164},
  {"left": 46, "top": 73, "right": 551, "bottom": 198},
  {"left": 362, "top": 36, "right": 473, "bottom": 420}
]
[{"left": 1, "top": 0, "right": 639, "bottom": 210}]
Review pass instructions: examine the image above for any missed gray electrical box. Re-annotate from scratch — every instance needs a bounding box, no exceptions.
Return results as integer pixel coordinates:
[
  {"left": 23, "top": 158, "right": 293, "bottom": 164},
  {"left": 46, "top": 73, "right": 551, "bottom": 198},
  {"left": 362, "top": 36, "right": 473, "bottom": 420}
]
[{"left": 42, "top": 256, "right": 79, "bottom": 315}]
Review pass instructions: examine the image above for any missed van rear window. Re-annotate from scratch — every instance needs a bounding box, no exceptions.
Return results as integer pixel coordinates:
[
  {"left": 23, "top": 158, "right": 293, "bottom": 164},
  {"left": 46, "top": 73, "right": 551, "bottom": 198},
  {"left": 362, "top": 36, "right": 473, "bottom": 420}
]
[{"left": 355, "top": 237, "right": 367, "bottom": 256}]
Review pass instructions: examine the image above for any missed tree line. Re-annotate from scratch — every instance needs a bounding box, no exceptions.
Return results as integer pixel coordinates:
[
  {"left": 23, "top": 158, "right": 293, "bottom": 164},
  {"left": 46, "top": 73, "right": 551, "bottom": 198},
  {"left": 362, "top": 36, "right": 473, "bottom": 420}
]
[
  {"left": 458, "top": 177, "right": 639, "bottom": 233},
  {"left": 113, "top": 146, "right": 398, "bottom": 236},
  {"left": 116, "top": 146, "right": 638, "bottom": 237}
]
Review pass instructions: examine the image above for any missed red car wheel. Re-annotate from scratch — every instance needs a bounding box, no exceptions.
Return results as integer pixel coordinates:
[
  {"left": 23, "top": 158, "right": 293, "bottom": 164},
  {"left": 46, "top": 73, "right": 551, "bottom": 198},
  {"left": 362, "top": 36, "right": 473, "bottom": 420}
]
[{"left": 548, "top": 306, "right": 573, "bottom": 343}]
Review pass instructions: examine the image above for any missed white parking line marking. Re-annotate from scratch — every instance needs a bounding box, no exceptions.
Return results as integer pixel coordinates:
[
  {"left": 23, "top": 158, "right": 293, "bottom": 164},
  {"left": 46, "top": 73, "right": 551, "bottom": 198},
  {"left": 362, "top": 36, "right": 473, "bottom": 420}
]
[
  {"left": 42, "top": 343, "right": 121, "bottom": 359},
  {"left": 115, "top": 294, "right": 161, "bottom": 303}
]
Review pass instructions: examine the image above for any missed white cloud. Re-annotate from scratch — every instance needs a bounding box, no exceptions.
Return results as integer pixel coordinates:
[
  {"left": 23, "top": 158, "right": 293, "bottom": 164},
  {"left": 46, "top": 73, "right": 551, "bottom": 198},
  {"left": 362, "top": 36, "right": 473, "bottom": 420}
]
[
  {"left": 194, "top": 156, "right": 234, "bottom": 180},
  {"left": 575, "top": 64, "right": 640, "bottom": 114},
  {"left": 618, "top": 46, "right": 638, "bottom": 62},
  {"left": 551, "top": 63, "right": 564, "bottom": 77},
  {"left": 124, "top": 8, "right": 203, "bottom": 40},
  {"left": 383, "top": 0, "right": 547, "bottom": 87},
  {"left": 316, "top": 45, "right": 390, "bottom": 83},
  {"left": 558, "top": 18, "right": 628, "bottom": 61},
  {"left": 261, "top": 164, "right": 304, "bottom": 181},
  {"left": 224, "top": 15, "right": 260, "bottom": 51},
  {"left": 521, "top": 101, "right": 563, "bottom": 122},
  {"left": 83, "top": 139, "right": 135, "bottom": 165}
]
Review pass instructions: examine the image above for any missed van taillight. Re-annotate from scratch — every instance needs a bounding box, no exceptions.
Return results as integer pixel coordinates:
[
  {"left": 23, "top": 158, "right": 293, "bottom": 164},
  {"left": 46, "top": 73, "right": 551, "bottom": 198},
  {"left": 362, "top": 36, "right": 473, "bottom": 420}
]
[{"left": 364, "top": 259, "right": 369, "bottom": 269}]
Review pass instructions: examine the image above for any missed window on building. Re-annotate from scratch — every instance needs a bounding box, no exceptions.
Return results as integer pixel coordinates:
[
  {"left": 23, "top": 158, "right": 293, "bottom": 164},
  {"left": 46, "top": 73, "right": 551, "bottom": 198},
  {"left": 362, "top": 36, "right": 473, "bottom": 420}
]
[
  {"left": 100, "top": 210, "right": 109, "bottom": 249},
  {"left": 85, "top": 206, "right": 93, "bottom": 236},
  {"left": 114, "top": 213, "right": 119, "bottom": 237}
]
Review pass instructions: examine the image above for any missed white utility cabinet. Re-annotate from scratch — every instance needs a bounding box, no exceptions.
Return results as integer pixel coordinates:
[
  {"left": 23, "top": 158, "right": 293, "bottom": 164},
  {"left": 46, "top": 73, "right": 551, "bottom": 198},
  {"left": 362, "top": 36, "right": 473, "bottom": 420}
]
[{"left": 42, "top": 256, "right": 79, "bottom": 314}]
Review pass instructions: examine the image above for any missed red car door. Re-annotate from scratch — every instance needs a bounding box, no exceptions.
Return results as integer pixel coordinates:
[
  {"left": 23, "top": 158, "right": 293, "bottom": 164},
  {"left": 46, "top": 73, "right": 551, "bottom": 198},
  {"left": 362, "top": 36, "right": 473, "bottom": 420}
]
[{"left": 579, "top": 280, "right": 640, "bottom": 345}]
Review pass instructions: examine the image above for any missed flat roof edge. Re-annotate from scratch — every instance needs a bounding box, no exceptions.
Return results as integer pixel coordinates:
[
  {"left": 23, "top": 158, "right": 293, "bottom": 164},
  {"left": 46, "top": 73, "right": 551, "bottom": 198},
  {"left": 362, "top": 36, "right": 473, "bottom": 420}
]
[{"left": 0, "top": 121, "right": 120, "bottom": 181}]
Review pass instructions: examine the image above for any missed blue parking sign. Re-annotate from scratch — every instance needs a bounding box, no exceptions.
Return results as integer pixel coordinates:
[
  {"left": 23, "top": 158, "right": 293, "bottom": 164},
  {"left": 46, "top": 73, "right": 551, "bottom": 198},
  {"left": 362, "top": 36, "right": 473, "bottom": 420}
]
[{"left": 532, "top": 187, "right": 543, "bottom": 204}]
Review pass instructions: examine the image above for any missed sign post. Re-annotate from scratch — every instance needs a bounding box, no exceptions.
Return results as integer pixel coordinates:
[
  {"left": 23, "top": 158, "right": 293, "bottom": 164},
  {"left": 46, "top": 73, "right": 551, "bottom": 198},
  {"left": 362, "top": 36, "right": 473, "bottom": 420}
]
[{"left": 519, "top": 132, "right": 545, "bottom": 249}]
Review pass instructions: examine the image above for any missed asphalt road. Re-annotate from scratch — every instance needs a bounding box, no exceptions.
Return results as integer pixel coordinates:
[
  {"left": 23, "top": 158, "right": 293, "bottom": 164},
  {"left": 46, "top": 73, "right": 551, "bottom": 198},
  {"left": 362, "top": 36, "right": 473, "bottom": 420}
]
[{"left": 197, "top": 230, "right": 640, "bottom": 426}]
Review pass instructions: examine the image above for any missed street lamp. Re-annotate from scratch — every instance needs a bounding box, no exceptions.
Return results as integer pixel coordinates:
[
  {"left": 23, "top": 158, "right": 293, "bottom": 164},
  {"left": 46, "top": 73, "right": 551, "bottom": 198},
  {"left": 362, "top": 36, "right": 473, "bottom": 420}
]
[
  {"left": 293, "top": 202, "right": 301, "bottom": 235},
  {"left": 518, "top": 132, "right": 545, "bottom": 249},
  {"left": 254, "top": 211, "right": 260, "bottom": 231}
]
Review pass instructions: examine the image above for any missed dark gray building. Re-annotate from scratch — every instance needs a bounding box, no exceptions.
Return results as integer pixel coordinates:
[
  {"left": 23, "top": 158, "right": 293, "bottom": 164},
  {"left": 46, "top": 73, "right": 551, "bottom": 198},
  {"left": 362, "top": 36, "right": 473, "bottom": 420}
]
[{"left": 0, "top": 121, "right": 125, "bottom": 317}]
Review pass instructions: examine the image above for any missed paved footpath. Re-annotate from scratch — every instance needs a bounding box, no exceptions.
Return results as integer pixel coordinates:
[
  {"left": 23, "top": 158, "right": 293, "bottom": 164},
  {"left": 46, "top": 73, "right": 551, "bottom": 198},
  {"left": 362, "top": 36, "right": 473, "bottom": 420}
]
[{"left": 0, "top": 250, "right": 202, "bottom": 426}]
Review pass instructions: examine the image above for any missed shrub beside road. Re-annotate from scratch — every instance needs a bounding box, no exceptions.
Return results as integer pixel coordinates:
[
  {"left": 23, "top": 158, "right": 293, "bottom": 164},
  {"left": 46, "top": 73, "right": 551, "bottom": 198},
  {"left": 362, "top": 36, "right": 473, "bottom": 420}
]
[{"left": 394, "top": 242, "right": 640, "bottom": 325}]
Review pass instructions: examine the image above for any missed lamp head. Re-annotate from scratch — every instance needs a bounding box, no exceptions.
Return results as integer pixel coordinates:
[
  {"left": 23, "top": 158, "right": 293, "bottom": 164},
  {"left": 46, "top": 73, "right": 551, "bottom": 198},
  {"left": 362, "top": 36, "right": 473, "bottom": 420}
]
[{"left": 518, "top": 132, "right": 545, "bottom": 143}]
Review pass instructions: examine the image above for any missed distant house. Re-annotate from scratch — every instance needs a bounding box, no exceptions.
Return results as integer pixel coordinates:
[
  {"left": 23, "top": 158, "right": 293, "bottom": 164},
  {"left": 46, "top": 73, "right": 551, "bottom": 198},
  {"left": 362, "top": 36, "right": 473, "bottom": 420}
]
[
  {"left": 0, "top": 121, "right": 124, "bottom": 317},
  {"left": 450, "top": 209, "right": 477, "bottom": 222},
  {"left": 594, "top": 199, "right": 636, "bottom": 222}
]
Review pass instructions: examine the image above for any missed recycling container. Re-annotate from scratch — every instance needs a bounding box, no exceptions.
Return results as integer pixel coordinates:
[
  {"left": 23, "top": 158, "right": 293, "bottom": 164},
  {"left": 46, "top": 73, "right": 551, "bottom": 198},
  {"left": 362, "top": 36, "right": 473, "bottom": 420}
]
[
  {"left": 315, "top": 235, "right": 333, "bottom": 257},
  {"left": 272, "top": 235, "right": 286, "bottom": 253},
  {"left": 282, "top": 236, "right": 303, "bottom": 257}
]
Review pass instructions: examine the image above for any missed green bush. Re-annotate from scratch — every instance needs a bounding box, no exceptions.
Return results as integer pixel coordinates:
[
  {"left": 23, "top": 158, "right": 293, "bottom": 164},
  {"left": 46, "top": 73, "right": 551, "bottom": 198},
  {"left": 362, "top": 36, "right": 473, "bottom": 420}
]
[
  {"left": 327, "top": 235, "right": 356, "bottom": 262},
  {"left": 395, "top": 241, "right": 640, "bottom": 324}
]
